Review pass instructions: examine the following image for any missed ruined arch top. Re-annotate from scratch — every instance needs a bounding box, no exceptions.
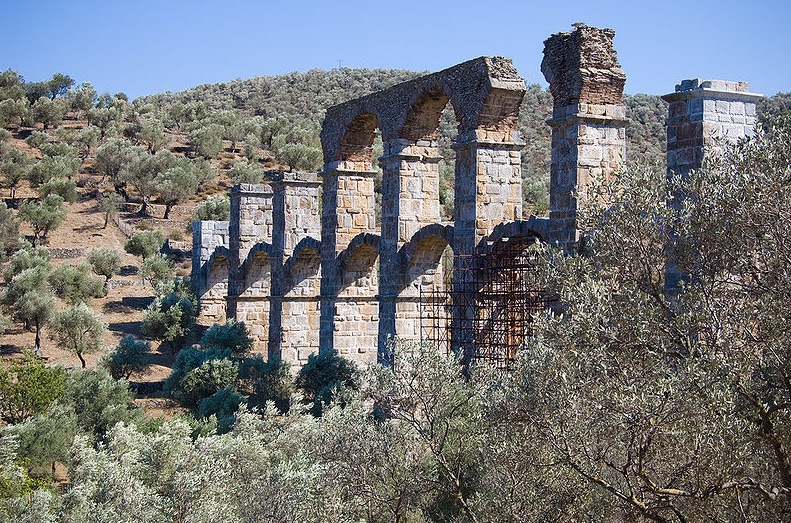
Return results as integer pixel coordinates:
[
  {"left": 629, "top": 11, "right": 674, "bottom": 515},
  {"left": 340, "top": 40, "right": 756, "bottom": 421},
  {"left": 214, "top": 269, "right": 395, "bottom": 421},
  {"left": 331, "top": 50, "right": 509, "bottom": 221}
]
[{"left": 321, "top": 56, "right": 526, "bottom": 165}]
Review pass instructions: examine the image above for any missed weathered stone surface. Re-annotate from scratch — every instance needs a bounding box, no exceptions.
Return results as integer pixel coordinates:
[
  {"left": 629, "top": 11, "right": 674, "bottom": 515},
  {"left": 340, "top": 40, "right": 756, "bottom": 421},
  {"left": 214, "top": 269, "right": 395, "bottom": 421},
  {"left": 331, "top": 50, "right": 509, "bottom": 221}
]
[
  {"left": 543, "top": 24, "right": 627, "bottom": 250},
  {"left": 542, "top": 24, "right": 626, "bottom": 108},
  {"left": 191, "top": 24, "right": 759, "bottom": 369}
]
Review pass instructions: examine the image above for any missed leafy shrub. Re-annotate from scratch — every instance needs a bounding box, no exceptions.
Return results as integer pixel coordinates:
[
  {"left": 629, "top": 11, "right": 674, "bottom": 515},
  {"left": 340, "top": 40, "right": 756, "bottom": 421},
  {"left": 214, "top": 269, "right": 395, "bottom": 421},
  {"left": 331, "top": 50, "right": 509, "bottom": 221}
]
[
  {"left": 165, "top": 350, "right": 238, "bottom": 408},
  {"left": 102, "top": 335, "right": 151, "bottom": 380},
  {"left": 37, "top": 176, "right": 77, "bottom": 203},
  {"left": 195, "top": 387, "right": 244, "bottom": 433},
  {"left": 198, "top": 321, "right": 253, "bottom": 357},
  {"left": 4, "top": 403, "right": 78, "bottom": 476},
  {"left": 87, "top": 248, "right": 121, "bottom": 282},
  {"left": 139, "top": 253, "right": 174, "bottom": 289},
  {"left": 48, "top": 262, "right": 104, "bottom": 305},
  {"left": 191, "top": 195, "right": 230, "bottom": 222},
  {"left": 61, "top": 368, "right": 142, "bottom": 440},
  {"left": 142, "top": 291, "right": 197, "bottom": 349},
  {"left": 124, "top": 230, "right": 164, "bottom": 260},
  {"left": 0, "top": 353, "right": 65, "bottom": 424},
  {"left": 296, "top": 349, "right": 359, "bottom": 416},
  {"left": 241, "top": 356, "right": 293, "bottom": 413}
]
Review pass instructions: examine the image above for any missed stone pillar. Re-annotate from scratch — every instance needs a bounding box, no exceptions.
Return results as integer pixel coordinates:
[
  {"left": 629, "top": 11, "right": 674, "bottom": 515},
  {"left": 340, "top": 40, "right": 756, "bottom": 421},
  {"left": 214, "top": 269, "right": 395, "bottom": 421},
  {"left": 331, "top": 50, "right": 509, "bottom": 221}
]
[
  {"left": 191, "top": 220, "right": 229, "bottom": 322},
  {"left": 662, "top": 79, "right": 762, "bottom": 289},
  {"left": 542, "top": 25, "right": 627, "bottom": 251},
  {"left": 228, "top": 183, "right": 274, "bottom": 352},
  {"left": 319, "top": 162, "right": 378, "bottom": 356},
  {"left": 663, "top": 79, "right": 761, "bottom": 177},
  {"left": 378, "top": 138, "right": 443, "bottom": 355},
  {"left": 270, "top": 172, "right": 322, "bottom": 365},
  {"left": 451, "top": 132, "right": 524, "bottom": 361}
]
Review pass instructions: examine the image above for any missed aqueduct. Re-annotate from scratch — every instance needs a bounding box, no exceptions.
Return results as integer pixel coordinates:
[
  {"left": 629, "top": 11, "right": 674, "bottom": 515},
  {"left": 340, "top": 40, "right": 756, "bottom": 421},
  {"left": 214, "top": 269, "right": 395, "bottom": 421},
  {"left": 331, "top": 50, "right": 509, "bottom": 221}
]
[{"left": 192, "top": 25, "right": 762, "bottom": 367}]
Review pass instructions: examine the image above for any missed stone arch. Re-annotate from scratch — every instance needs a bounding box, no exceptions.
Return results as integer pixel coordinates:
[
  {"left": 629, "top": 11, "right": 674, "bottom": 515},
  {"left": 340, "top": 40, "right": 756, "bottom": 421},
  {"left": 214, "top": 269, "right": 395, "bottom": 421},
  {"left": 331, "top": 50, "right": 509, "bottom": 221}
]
[
  {"left": 398, "top": 82, "right": 460, "bottom": 142},
  {"left": 243, "top": 250, "right": 272, "bottom": 296},
  {"left": 472, "top": 222, "right": 551, "bottom": 368},
  {"left": 338, "top": 233, "right": 380, "bottom": 292},
  {"left": 477, "top": 218, "right": 547, "bottom": 257},
  {"left": 239, "top": 242, "right": 276, "bottom": 290},
  {"left": 387, "top": 224, "right": 455, "bottom": 347},
  {"left": 332, "top": 232, "right": 380, "bottom": 363},
  {"left": 337, "top": 111, "right": 380, "bottom": 165},
  {"left": 399, "top": 223, "right": 454, "bottom": 291},
  {"left": 284, "top": 237, "right": 322, "bottom": 294},
  {"left": 279, "top": 238, "right": 323, "bottom": 365},
  {"left": 234, "top": 243, "right": 276, "bottom": 352}
]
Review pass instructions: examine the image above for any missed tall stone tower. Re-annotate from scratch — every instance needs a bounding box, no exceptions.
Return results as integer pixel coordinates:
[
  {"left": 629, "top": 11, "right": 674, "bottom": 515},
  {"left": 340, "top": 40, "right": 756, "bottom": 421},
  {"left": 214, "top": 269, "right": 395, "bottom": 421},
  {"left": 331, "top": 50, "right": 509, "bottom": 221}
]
[
  {"left": 662, "top": 79, "right": 762, "bottom": 289},
  {"left": 542, "top": 24, "right": 627, "bottom": 250}
]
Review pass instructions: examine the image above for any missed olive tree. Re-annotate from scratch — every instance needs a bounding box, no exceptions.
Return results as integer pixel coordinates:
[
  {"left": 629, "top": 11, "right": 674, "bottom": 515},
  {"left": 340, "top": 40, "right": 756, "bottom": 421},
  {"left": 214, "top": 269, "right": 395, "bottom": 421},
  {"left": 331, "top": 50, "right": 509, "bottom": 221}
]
[
  {"left": 88, "top": 248, "right": 121, "bottom": 283},
  {"left": 49, "top": 303, "right": 108, "bottom": 368}
]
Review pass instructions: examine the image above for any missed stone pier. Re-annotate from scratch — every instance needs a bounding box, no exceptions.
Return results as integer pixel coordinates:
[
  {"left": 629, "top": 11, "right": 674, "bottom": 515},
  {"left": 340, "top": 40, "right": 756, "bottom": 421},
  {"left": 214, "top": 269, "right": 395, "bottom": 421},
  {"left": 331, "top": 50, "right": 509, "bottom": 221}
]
[{"left": 542, "top": 25, "right": 627, "bottom": 250}]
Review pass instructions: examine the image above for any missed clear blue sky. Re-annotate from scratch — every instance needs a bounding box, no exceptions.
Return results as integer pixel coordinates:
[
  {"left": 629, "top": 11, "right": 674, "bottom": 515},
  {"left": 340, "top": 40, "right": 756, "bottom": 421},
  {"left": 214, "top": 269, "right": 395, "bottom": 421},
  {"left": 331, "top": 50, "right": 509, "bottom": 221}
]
[{"left": 2, "top": 0, "right": 789, "bottom": 100}]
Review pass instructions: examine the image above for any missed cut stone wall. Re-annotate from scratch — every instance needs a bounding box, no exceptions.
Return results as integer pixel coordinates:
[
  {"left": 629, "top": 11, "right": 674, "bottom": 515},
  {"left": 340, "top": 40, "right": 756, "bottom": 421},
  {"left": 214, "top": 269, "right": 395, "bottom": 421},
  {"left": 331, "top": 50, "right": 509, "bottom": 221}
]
[
  {"left": 192, "top": 25, "right": 758, "bottom": 369},
  {"left": 542, "top": 25, "right": 627, "bottom": 250},
  {"left": 663, "top": 79, "right": 761, "bottom": 177},
  {"left": 662, "top": 79, "right": 762, "bottom": 289},
  {"left": 192, "top": 220, "right": 230, "bottom": 322}
]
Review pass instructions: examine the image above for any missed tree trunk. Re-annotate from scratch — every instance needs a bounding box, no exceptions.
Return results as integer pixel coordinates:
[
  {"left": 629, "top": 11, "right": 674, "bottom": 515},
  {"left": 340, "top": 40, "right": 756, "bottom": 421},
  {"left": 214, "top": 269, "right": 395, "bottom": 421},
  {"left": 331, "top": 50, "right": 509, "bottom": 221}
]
[
  {"left": 34, "top": 323, "right": 42, "bottom": 355},
  {"left": 77, "top": 351, "right": 86, "bottom": 368},
  {"left": 163, "top": 202, "right": 173, "bottom": 220}
]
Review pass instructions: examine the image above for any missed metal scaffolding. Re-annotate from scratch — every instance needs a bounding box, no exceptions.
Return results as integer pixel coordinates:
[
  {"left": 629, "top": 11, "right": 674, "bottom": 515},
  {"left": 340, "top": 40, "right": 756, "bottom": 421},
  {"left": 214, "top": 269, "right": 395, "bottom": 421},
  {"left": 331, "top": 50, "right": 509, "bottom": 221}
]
[{"left": 419, "top": 239, "right": 550, "bottom": 369}]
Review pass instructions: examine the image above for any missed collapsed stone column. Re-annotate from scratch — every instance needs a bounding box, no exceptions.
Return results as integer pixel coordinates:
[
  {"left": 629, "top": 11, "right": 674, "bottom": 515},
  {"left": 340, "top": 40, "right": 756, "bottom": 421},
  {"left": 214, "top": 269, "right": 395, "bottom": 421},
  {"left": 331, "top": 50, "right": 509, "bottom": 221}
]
[
  {"left": 227, "top": 183, "right": 274, "bottom": 352},
  {"left": 542, "top": 24, "right": 627, "bottom": 250},
  {"left": 662, "top": 79, "right": 762, "bottom": 289}
]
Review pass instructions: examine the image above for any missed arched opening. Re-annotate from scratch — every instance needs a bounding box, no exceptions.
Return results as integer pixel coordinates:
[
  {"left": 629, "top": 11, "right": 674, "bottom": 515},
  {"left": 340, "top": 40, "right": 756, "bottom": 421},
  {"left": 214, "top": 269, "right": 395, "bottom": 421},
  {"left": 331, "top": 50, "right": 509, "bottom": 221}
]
[
  {"left": 339, "top": 112, "right": 378, "bottom": 166},
  {"left": 281, "top": 246, "right": 322, "bottom": 365},
  {"left": 203, "top": 253, "right": 229, "bottom": 323},
  {"left": 244, "top": 251, "right": 272, "bottom": 296},
  {"left": 237, "top": 250, "right": 272, "bottom": 353},
  {"left": 472, "top": 234, "right": 551, "bottom": 368},
  {"left": 401, "top": 230, "right": 454, "bottom": 348},
  {"left": 336, "top": 238, "right": 380, "bottom": 364},
  {"left": 398, "top": 86, "right": 459, "bottom": 222}
]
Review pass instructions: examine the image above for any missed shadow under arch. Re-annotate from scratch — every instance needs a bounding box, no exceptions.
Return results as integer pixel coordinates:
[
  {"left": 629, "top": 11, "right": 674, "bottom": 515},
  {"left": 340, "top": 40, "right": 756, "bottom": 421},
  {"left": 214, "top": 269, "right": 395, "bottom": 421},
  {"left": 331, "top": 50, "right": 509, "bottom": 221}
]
[
  {"left": 398, "top": 223, "right": 454, "bottom": 293},
  {"left": 283, "top": 236, "right": 322, "bottom": 293},
  {"left": 337, "top": 232, "right": 380, "bottom": 292}
]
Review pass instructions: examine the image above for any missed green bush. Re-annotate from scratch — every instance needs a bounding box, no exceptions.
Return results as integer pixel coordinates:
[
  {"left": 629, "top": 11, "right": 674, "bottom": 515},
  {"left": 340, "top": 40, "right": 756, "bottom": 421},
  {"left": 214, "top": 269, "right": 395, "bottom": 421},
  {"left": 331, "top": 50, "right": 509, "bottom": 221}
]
[
  {"left": 296, "top": 350, "right": 359, "bottom": 416},
  {"left": 102, "top": 335, "right": 151, "bottom": 380},
  {"left": 142, "top": 291, "right": 197, "bottom": 349},
  {"left": 124, "top": 230, "right": 165, "bottom": 260},
  {"left": 176, "top": 358, "right": 239, "bottom": 409},
  {"left": 163, "top": 346, "right": 228, "bottom": 395},
  {"left": 241, "top": 356, "right": 293, "bottom": 413},
  {"left": 4, "top": 403, "right": 78, "bottom": 477},
  {"left": 48, "top": 262, "right": 104, "bottom": 305},
  {"left": 191, "top": 195, "right": 230, "bottom": 222},
  {"left": 139, "top": 253, "right": 174, "bottom": 289},
  {"left": 87, "top": 248, "right": 121, "bottom": 282},
  {"left": 198, "top": 321, "right": 253, "bottom": 357},
  {"left": 0, "top": 353, "right": 65, "bottom": 424},
  {"left": 61, "top": 368, "right": 142, "bottom": 440},
  {"left": 195, "top": 387, "right": 244, "bottom": 433}
]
